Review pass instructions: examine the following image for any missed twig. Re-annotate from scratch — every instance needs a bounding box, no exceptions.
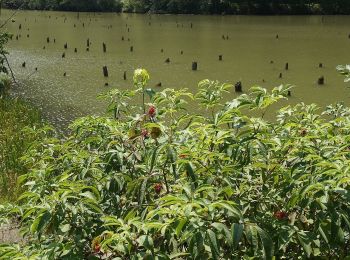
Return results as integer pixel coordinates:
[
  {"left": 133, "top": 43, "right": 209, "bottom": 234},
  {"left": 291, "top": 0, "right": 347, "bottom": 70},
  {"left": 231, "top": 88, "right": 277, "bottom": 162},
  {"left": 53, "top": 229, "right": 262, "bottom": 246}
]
[{"left": 2, "top": 53, "right": 18, "bottom": 87}]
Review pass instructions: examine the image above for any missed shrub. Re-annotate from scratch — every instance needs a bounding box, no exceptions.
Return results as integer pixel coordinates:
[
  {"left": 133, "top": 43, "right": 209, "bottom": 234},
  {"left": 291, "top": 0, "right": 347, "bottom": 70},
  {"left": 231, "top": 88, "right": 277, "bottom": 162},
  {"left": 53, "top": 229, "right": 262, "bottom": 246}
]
[{"left": 1, "top": 69, "right": 350, "bottom": 259}]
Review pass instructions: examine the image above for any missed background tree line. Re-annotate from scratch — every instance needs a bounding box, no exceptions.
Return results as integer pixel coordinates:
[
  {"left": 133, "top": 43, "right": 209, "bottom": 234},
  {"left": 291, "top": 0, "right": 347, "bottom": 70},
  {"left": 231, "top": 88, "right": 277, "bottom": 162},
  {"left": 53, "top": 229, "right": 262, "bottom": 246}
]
[{"left": 2, "top": 0, "right": 350, "bottom": 15}]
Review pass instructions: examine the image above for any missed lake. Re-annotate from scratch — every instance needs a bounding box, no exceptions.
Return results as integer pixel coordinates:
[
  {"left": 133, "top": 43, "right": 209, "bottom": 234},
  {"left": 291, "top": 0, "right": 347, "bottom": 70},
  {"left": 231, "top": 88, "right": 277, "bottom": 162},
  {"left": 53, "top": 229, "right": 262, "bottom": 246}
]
[{"left": 1, "top": 9, "right": 350, "bottom": 128}]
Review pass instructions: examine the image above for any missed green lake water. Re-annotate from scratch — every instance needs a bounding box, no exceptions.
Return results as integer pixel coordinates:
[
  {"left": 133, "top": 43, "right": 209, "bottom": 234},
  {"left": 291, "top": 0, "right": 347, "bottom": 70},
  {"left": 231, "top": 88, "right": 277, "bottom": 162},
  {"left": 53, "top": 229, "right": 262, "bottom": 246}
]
[{"left": 1, "top": 9, "right": 350, "bottom": 128}]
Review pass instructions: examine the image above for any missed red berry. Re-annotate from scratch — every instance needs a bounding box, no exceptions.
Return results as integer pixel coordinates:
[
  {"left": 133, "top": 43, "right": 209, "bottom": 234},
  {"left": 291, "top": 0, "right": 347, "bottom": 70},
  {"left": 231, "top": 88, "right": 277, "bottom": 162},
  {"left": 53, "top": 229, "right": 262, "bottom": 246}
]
[
  {"left": 148, "top": 106, "right": 156, "bottom": 117},
  {"left": 274, "top": 211, "right": 288, "bottom": 220},
  {"left": 154, "top": 183, "right": 162, "bottom": 194},
  {"left": 94, "top": 244, "right": 101, "bottom": 253}
]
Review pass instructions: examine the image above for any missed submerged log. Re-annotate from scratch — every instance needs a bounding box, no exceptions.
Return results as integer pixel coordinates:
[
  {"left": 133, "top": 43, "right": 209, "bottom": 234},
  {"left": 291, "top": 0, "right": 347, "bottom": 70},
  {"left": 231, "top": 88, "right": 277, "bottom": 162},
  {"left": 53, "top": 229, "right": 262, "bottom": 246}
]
[
  {"left": 318, "top": 76, "right": 324, "bottom": 85},
  {"left": 192, "top": 62, "right": 198, "bottom": 71},
  {"left": 235, "top": 81, "right": 243, "bottom": 92},
  {"left": 103, "top": 66, "right": 109, "bottom": 77}
]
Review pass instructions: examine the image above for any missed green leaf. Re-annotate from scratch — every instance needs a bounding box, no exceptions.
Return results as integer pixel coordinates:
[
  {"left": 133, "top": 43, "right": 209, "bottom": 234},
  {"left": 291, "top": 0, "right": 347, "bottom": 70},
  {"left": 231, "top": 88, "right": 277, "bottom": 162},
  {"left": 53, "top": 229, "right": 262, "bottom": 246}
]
[
  {"left": 30, "top": 210, "right": 51, "bottom": 234},
  {"left": 232, "top": 223, "right": 244, "bottom": 249},
  {"left": 207, "top": 229, "right": 219, "bottom": 259}
]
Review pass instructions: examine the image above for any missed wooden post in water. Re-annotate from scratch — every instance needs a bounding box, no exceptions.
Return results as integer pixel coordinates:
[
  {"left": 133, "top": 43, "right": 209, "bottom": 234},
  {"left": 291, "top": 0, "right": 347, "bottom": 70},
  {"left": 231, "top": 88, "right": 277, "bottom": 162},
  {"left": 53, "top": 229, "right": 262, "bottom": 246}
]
[
  {"left": 123, "top": 71, "right": 127, "bottom": 80},
  {"left": 87, "top": 38, "right": 90, "bottom": 47},
  {"left": 74, "top": 48, "right": 77, "bottom": 53},
  {"left": 64, "top": 43, "right": 68, "bottom": 49},
  {"left": 62, "top": 52, "right": 65, "bottom": 58},
  {"left": 103, "top": 66, "right": 109, "bottom": 77},
  {"left": 235, "top": 81, "right": 242, "bottom": 92},
  {"left": 319, "top": 63, "right": 323, "bottom": 68},
  {"left": 180, "top": 50, "right": 183, "bottom": 55},
  {"left": 130, "top": 46, "right": 133, "bottom": 52},
  {"left": 165, "top": 58, "right": 170, "bottom": 63},
  {"left": 279, "top": 73, "right": 282, "bottom": 78},
  {"left": 47, "top": 37, "right": 50, "bottom": 43},
  {"left": 103, "top": 42, "right": 106, "bottom": 53},
  {"left": 19, "top": 24, "right": 21, "bottom": 30},
  {"left": 21, "top": 62, "right": 26, "bottom": 68},
  {"left": 192, "top": 62, "right": 198, "bottom": 71},
  {"left": 287, "top": 90, "right": 291, "bottom": 96},
  {"left": 318, "top": 76, "right": 324, "bottom": 85},
  {"left": 285, "top": 62, "right": 289, "bottom": 70},
  {"left": 219, "top": 55, "right": 223, "bottom": 61}
]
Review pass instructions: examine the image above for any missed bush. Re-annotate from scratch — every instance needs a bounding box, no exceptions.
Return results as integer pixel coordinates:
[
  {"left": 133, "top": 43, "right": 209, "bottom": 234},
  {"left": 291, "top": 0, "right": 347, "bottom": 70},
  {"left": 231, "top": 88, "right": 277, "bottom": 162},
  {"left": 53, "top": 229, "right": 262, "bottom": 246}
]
[{"left": 1, "top": 69, "right": 350, "bottom": 259}]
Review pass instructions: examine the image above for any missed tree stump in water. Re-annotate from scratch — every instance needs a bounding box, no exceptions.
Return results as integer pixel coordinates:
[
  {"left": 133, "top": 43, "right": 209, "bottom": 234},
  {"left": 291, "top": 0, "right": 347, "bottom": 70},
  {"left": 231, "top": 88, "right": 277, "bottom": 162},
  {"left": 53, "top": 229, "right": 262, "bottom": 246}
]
[
  {"left": 319, "top": 63, "right": 323, "bottom": 68},
  {"left": 279, "top": 73, "right": 282, "bottom": 78},
  {"left": 235, "top": 81, "right": 242, "bottom": 92},
  {"left": 165, "top": 58, "right": 170, "bottom": 63},
  {"left": 46, "top": 37, "right": 50, "bottom": 43},
  {"left": 62, "top": 52, "right": 65, "bottom": 58},
  {"left": 219, "top": 55, "right": 223, "bottom": 61},
  {"left": 130, "top": 46, "right": 133, "bottom": 52},
  {"left": 87, "top": 38, "right": 90, "bottom": 47},
  {"left": 123, "top": 71, "right": 127, "bottom": 80},
  {"left": 285, "top": 62, "right": 289, "bottom": 70},
  {"left": 192, "top": 62, "right": 198, "bottom": 71},
  {"left": 318, "top": 76, "right": 324, "bottom": 85},
  {"left": 74, "top": 48, "right": 77, "bottom": 53},
  {"left": 103, "top": 66, "right": 109, "bottom": 77},
  {"left": 287, "top": 90, "right": 291, "bottom": 96},
  {"left": 103, "top": 42, "right": 106, "bottom": 53},
  {"left": 21, "top": 62, "right": 26, "bottom": 68},
  {"left": 64, "top": 43, "right": 68, "bottom": 49}
]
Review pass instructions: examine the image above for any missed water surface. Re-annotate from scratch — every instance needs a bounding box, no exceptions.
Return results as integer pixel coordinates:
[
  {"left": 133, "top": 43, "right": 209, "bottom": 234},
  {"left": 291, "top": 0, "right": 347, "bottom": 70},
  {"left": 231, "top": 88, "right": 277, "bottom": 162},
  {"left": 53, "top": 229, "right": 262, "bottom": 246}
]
[{"left": 2, "top": 10, "right": 350, "bottom": 128}]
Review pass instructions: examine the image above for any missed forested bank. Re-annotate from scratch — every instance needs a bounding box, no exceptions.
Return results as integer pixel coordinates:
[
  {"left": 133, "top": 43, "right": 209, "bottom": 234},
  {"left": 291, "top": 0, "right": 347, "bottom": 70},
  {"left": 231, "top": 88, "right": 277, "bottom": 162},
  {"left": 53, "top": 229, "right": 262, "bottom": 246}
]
[{"left": 3, "top": 0, "right": 350, "bottom": 15}]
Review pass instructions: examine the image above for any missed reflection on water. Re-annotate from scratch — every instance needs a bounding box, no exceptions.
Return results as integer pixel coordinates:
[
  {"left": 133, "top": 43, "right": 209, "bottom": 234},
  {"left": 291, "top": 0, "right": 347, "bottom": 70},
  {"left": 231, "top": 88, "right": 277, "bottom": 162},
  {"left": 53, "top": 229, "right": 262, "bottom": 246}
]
[{"left": 1, "top": 10, "right": 350, "bottom": 129}]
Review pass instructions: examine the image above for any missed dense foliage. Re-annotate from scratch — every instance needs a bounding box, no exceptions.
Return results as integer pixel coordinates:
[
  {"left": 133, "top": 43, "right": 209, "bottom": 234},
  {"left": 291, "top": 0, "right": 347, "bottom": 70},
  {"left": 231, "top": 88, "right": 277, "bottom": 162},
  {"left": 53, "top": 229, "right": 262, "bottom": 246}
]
[
  {"left": 3, "top": 0, "right": 350, "bottom": 14},
  {"left": 1, "top": 68, "right": 350, "bottom": 259}
]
